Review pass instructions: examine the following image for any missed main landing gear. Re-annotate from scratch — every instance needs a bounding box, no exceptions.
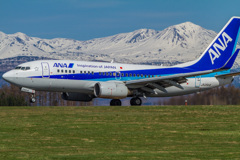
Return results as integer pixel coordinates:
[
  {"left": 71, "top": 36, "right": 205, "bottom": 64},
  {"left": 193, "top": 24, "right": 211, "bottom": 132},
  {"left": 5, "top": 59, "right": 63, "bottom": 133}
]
[
  {"left": 130, "top": 97, "right": 142, "bottom": 106},
  {"left": 110, "top": 99, "right": 122, "bottom": 106},
  {"left": 110, "top": 97, "right": 142, "bottom": 106}
]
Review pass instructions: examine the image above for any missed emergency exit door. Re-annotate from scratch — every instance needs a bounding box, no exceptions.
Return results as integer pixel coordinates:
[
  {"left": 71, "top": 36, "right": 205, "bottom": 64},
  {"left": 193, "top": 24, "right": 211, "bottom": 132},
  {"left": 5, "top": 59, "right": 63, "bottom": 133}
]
[{"left": 195, "top": 76, "right": 201, "bottom": 88}]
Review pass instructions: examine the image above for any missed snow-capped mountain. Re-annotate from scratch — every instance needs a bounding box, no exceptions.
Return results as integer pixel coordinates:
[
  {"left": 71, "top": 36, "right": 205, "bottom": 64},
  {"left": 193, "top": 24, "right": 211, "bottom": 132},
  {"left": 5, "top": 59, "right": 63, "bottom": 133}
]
[{"left": 0, "top": 22, "right": 239, "bottom": 66}]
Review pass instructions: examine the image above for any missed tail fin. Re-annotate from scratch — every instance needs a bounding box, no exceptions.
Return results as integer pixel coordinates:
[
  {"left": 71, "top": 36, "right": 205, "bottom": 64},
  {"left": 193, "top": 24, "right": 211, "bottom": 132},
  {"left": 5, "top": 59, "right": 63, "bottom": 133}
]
[
  {"left": 189, "top": 17, "right": 240, "bottom": 70},
  {"left": 221, "top": 48, "right": 240, "bottom": 69}
]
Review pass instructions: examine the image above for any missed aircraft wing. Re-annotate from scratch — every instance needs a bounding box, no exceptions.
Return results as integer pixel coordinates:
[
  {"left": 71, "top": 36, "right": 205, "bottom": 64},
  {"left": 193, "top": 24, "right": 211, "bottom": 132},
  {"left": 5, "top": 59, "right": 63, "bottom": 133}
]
[
  {"left": 125, "top": 48, "right": 240, "bottom": 93},
  {"left": 125, "top": 70, "right": 213, "bottom": 92}
]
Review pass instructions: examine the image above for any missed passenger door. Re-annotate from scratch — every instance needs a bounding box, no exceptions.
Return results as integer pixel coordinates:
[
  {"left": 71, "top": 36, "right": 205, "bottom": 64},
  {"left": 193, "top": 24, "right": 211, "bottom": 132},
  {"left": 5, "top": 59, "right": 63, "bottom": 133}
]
[{"left": 41, "top": 62, "right": 50, "bottom": 78}]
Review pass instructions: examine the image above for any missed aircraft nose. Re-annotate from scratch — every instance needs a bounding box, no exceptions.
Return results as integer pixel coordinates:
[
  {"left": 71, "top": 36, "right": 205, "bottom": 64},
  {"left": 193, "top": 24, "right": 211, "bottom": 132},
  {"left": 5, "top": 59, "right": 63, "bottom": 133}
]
[{"left": 2, "top": 71, "right": 13, "bottom": 83}]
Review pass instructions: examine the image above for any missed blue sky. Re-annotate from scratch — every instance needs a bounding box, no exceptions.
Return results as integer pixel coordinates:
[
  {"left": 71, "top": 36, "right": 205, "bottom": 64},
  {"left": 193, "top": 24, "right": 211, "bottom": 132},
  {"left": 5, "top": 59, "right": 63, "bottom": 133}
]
[{"left": 0, "top": 0, "right": 240, "bottom": 40}]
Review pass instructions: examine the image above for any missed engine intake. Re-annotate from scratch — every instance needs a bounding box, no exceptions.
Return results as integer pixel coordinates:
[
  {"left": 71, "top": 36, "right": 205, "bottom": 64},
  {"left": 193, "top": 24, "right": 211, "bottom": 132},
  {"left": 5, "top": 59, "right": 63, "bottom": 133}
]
[{"left": 94, "top": 82, "right": 129, "bottom": 99}]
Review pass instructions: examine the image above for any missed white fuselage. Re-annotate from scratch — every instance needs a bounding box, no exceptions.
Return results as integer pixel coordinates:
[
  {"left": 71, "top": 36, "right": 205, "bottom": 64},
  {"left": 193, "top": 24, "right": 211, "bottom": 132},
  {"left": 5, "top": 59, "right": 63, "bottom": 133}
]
[{"left": 3, "top": 60, "right": 233, "bottom": 98}]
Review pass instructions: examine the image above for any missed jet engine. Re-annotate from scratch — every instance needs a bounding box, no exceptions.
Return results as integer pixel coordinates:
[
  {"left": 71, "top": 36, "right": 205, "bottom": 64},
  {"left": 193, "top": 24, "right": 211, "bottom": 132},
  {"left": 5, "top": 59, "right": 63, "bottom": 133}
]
[
  {"left": 94, "top": 82, "right": 129, "bottom": 99},
  {"left": 61, "top": 92, "right": 93, "bottom": 102}
]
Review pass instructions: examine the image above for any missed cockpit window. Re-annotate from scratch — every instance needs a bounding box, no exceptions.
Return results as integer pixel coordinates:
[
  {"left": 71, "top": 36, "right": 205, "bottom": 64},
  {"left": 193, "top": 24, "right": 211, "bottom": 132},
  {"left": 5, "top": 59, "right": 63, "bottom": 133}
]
[
  {"left": 15, "top": 66, "right": 21, "bottom": 70},
  {"left": 16, "top": 66, "right": 31, "bottom": 70}
]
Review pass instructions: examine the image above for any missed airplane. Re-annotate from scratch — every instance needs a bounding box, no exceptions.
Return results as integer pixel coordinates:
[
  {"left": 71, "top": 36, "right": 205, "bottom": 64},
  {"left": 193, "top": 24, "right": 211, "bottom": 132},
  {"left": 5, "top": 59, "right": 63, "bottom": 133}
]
[{"left": 2, "top": 17, "right": 240, "bottom": 106}]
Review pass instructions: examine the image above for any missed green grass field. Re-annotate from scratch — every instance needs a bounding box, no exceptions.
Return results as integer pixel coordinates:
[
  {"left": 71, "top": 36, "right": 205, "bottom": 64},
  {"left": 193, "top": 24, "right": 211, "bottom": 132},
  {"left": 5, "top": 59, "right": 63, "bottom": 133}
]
[{"left": 0, "top": 105, "right": 240, "bottom": 160}]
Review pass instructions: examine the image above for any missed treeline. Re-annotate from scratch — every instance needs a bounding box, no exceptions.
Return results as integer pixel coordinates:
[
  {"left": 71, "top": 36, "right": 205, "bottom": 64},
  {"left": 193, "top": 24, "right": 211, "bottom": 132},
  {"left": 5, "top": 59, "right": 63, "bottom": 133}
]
[
  {"left": 1, "top": 84, "right": 240, "bottom": 106},
  {"left": 0, "top": 84, "right": 93, "bottom": 106},
  {"left": 0, "top": 85, "right": 28, "bottom": 106},
  {"left": 163, "top": 85, "right": 240, "bottom": 105}
]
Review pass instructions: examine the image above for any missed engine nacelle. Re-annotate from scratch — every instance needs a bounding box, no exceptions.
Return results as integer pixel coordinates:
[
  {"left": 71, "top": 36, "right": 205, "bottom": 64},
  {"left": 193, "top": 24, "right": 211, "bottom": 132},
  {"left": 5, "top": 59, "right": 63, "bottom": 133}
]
[
  {"left": 61, "top": 92, "right": 93, "bottom": 102},
  {"left": 94, "top": 82, "right": 129, "bottom": 99}
]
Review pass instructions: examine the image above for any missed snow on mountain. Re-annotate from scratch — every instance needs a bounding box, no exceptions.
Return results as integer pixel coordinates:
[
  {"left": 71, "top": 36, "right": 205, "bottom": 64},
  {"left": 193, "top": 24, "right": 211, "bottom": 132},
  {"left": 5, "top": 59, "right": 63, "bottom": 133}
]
[{"left": 0, "top": 22, "right": 238, "bottom": 66}]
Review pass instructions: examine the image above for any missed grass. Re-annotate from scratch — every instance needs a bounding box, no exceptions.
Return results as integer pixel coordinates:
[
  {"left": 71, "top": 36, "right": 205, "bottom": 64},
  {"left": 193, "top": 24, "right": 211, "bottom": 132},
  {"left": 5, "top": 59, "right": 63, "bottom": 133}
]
[{"left": 0, "top": 105, "right": 240, "bottom": 159}]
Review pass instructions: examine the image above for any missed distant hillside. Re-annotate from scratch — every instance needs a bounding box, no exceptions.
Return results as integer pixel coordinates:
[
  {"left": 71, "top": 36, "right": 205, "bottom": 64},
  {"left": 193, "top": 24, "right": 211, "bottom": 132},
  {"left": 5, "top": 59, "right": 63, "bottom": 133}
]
[
  {"left": 1, "top": 21, "right": 233, "bottom": 65},
  {"left": 0, "top": 56, "right": 53, "bottom": 72}
]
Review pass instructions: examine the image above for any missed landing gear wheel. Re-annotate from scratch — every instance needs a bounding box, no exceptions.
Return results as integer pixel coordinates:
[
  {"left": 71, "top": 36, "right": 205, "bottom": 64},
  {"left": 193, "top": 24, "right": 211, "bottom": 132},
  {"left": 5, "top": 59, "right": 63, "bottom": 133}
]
[
  {"left": 130, "top": 97, "right": 142, "bottom": 106},
  {"left": 30, "top": 94, "right": 36, "bottom": 103},
  {"left": 110, "top": 99, "right": 122, "bottom": 106},
  {"left": 30, "top": 97, "right": 36, "bottom": 103}
]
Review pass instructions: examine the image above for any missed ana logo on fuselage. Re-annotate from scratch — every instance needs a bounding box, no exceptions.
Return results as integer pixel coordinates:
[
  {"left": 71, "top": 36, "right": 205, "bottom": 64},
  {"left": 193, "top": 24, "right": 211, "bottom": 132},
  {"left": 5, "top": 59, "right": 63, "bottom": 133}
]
[
  {"left": 53, "top": 63, "right": 74, "bottom": 68},
  {"left": 208, "top": 32, "right": 232, "bottom": 65}
]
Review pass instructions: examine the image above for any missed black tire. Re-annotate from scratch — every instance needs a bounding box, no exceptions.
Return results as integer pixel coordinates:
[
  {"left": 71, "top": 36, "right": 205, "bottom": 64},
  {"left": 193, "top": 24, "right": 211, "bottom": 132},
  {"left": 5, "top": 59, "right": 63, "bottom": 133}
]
[
  {"left": 30, "top": 97, "right": 36, "bottom": 103},
  {"left": 110, "top": 99, "right": 122, "bottom": 106},
  {"left": 130, "top": 97, "right": 142, "bottom": 106}
]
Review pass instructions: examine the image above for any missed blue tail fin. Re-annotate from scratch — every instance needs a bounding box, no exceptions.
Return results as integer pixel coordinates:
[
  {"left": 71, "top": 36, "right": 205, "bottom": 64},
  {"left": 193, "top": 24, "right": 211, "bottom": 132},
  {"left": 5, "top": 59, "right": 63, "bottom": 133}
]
[
  {"left": 221, "top": 48, "right": 240, "bottom": 69},
  {"left": 189, "top": 17, "right": 240, "bottom": 70}
]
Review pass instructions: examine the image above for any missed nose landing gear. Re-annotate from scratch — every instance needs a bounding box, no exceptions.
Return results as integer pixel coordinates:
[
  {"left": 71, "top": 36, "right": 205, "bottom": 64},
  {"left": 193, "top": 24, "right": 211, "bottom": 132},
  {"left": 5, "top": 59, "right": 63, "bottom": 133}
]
[
  {"left": 21, "top": 87, "right": 36, "bottom": 103},
  {"left": 30, "top": 94, "right": 36, "bottom": 103}
]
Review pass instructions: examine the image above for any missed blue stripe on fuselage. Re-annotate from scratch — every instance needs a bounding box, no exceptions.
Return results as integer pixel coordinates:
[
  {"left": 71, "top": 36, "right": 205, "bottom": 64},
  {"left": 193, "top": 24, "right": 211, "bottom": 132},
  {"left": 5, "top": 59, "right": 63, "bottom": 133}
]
[{"left": 29, "top": 67, "right": 230, "bottom": 81}]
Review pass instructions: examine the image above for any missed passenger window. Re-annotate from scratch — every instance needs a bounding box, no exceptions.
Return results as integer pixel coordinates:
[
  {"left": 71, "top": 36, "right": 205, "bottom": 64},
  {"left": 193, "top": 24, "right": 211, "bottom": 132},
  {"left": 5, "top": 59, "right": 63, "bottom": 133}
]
[
  {"left": 65, "top": 70, "right": 67, "bottom": 73},
  {"left": 121, "top": 73, "right": 124, "bottom": 76},
  {"left": 117, "top": 73, "right": 120, "bottom": 76},
  {"left": 103, "top": 72, "right": 105, "bottom": 76},
  {"left": 141, "top": 74, "right": 143, "bottom": 77},
  {"left": 61, "top": 70, "right": 63, "bottom": 73},
  {"left": 88, "top": 71, "right": 90, "bottom": 74},
  {"left": 133, "top": 74, "right": 136, "bottom": 77},
  {"left": 129, "top": 73, "right": 132, "bottom": 77},
  {"left": 73, "top": 70, "right": 75, "bottom": 73},
  {"left": 21, "top": 67, "right": 26, "bottom": 70},
  {"left": 110, "top": 73, "right": 112, "bottom": 76},
  {"left": 84, "top": 71, "right": 86, "bottom": 74},
  {"left": 113, "top": 73, "right": 116, "bottom": 76},
  {"left": 126, "top": 73, "right": 128, "bottom": 77},
  {"left": 137, "top": 74, "right": 139, "bottom": 77},
  {"left": 106, "top": 72, "right": 108, "bottom": 76},
  {"left": 92, "top": 71, "right": 94, "bottom": 75},
  {"left": 26, "top": 67, "right": 30, "bottom": 70},
  {"left": 57, "top": 69, "right": 59, "bottom": 73},
  {"left": 69, "top": 70, "right": 71, "bottom": 73},
  {"left": 99, "top": 72, "right": 101, "bottom": 75}
]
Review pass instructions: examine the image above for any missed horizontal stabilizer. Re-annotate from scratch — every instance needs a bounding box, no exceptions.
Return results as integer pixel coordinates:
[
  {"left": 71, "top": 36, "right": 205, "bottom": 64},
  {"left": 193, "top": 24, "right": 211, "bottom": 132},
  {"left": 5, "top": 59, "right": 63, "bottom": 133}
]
[{"left": 215, "top": 71, "right": 240, "bottom": 78}]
